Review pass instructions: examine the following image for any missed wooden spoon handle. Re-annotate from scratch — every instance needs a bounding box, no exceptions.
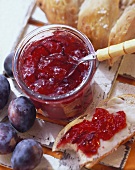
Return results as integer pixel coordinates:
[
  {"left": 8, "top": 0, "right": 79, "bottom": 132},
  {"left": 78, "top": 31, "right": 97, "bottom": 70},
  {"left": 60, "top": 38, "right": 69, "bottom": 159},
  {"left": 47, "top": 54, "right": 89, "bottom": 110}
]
[{"left": 97, "top": 39, "right": 135, "bottom": 61}]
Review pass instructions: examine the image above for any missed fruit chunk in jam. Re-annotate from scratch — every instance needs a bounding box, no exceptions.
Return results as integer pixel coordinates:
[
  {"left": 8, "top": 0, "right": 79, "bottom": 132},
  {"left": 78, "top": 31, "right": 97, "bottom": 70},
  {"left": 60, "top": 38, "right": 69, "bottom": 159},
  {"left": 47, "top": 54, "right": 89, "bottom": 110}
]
[
  {"left": 20, "top": 30, "right": 90, "bottom": 96},
  {"left": 57, "top": 108, "right": 127, "bottom": 156}
]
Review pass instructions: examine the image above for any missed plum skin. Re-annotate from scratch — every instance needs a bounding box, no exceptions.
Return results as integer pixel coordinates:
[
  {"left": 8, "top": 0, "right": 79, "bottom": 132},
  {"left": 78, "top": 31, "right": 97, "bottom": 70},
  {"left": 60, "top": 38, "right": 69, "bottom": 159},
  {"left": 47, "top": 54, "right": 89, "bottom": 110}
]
[
  {"left": 0, "top": 123, "right": 19, "bottom": 154},
  {"left": 11, "top": 139, "right": 43, "bottom": 170},
  {"left": 4, "top": 51, "right": 14, "bottom": 78},
  {"left": 8, "top": 96, "right": 36, "bottom": 133},
  {"left": 0, "top": 74, "right": 10, "bottom": 110}
]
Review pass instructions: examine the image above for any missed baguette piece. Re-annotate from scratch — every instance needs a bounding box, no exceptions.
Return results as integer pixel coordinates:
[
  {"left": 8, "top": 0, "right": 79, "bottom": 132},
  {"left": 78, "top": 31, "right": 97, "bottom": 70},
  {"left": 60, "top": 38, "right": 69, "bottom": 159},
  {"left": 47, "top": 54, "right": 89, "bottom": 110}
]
[
  {"left": 53, "top": 94, "right": 135, "bottom": 168},
  {"left": 36, "top": 0, "right": 84, "bottom": 28},
  {"left": 108, "top": 4, "right": 135, "bottom": 65},
  {"left": 77, "top": 0, "right": 120, "bottom": 50}
]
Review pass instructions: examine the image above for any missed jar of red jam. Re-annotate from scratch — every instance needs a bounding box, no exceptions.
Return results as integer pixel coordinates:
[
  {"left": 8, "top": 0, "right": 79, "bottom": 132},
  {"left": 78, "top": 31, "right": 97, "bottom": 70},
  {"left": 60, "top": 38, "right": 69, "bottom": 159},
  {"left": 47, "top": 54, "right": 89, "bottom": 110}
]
[{"left": 13, "top": 24, "right": 96, "bottom": 120}]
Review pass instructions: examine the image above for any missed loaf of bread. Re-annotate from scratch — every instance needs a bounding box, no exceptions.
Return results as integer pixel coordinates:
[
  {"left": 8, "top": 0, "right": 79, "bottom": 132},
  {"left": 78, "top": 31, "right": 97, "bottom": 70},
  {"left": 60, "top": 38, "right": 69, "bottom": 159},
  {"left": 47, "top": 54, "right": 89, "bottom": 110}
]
[
  {"left": 52, "top": 94, "right": 135, "bottom": 169},
  {"left": 36, "top": 0, "right": 84, "bottom": 28},
  {"left": 37, "top": 0, "right": 135, "bottom": 64},
  {"left": 108, "top": 3, "right": 135, "bottom": 65},
  {"left": 77, "top": 0, "right": 119, "bottom": 50}
]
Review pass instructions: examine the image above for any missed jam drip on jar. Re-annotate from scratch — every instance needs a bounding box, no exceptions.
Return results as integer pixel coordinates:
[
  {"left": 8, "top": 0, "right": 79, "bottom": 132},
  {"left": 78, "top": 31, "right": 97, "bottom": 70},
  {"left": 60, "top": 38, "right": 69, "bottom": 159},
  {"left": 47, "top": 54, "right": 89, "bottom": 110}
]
[
  {"left": 20, "top": 30, "right": 90, "bottom": 96},
  {"left": 57, "top": 108, "right": 127, "bottom": 157}
]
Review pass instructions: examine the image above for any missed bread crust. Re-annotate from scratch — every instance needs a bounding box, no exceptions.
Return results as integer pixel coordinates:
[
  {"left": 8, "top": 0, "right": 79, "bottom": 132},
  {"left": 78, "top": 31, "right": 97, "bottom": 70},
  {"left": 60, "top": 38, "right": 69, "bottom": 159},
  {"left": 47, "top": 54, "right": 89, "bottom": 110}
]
[
  {"left": 108, "top": 4, "right": 135, "bottom": 65},
  {"left": 77, "top": 0, "right": 119, "bottom": 50},
  {"left": 53, "top": 94, "right": 135, "bottom": 169},
  {"left": 36, "top": 0, "right": 84, "bottom": 28}
]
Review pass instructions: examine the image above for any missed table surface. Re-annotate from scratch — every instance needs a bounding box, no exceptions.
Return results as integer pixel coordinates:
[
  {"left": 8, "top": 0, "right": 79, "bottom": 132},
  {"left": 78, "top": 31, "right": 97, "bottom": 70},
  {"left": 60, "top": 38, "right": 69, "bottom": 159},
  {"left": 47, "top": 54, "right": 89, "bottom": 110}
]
[{"left": 0, "top": 1, "right": 135, "bottom": 170}]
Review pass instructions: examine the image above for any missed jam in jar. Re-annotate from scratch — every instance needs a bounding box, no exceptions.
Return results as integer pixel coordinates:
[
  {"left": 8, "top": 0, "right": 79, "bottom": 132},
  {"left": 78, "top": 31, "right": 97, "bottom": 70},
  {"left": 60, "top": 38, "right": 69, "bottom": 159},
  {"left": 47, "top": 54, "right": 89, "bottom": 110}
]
[{"left": 13, "top": 25, "right": 96, "bottom": 120}]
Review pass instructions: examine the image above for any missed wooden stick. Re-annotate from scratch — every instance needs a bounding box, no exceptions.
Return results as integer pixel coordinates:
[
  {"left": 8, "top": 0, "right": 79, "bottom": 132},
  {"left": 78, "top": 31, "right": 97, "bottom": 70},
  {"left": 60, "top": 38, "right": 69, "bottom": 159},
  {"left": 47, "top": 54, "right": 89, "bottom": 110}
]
[
  {"left": 42, "top": 146, "right": 63, "bottom": 159},
  {"left": 28, "top": 17, "right": 47, "bottom": 27},
  {"left": 36, "top": 111, "right": 68, "bottom": 126},
  {"left": 117, "top": 75, "right": 135, "bottom": 86}
]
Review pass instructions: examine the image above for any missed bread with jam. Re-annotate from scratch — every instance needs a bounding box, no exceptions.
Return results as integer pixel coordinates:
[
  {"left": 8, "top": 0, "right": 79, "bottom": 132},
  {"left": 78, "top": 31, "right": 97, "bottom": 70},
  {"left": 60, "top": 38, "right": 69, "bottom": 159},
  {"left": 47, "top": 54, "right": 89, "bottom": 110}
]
[{"left": 52, "top": 94, "right": 135, "bottom": 168}]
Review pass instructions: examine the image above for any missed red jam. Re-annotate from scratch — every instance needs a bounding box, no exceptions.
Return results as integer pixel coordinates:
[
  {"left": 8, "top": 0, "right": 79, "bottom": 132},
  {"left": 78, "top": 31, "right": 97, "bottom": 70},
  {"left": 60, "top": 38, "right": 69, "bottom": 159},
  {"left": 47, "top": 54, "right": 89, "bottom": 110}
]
[
  {"left": 15, "top": 26, "right": 96, "bottom": 120},
  {"left": 57, "top": 108, "right": 127, "bottom": 156},
  {"left": 19, "top": 30, "right": 90, "bottom": 96}
]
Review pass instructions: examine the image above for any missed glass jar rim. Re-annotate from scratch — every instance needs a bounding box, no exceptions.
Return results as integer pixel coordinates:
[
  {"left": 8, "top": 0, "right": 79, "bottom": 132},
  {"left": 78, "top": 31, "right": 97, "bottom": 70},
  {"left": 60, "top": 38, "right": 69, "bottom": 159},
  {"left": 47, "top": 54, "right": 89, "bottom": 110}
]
[{"left": 13, "top": 24, "right": 96, "bottom": 102}]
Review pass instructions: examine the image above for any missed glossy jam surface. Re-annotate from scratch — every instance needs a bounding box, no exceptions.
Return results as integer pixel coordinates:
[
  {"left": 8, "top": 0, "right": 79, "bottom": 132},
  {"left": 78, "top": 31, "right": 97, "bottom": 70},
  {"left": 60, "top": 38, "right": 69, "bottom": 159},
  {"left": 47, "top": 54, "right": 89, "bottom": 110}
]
[
  {"left": 57, "top": 108, "right": 127, "bottom": 156},
  {"left": 19, "top": 30, "right": 90, "bottom": 96}
]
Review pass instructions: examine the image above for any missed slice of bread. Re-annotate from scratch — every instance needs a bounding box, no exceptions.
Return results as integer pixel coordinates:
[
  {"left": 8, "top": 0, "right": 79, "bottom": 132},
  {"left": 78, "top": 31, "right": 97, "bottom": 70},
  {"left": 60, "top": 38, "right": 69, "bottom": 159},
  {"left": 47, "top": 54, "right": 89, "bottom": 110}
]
[{"left": 52, "top": 94, "right": 135, "bottom": 168}]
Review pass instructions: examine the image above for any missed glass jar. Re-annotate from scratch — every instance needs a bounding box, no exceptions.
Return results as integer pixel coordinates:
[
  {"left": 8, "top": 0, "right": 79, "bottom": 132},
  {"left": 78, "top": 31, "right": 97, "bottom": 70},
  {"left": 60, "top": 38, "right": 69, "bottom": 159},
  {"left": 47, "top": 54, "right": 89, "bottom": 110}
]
[{"left": 13, "top": 24, "right": 96, "bottom": 120}]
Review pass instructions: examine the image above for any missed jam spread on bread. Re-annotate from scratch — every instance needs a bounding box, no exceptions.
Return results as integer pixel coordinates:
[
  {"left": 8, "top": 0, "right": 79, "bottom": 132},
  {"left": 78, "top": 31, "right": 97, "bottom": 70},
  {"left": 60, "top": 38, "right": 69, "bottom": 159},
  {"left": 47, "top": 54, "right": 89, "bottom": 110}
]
[
  {"left": 57, "top": 108, "right": 127, "bottom": 156},
  {"left": 19, "top": 30, "right": 90, "bottom": 96}
]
